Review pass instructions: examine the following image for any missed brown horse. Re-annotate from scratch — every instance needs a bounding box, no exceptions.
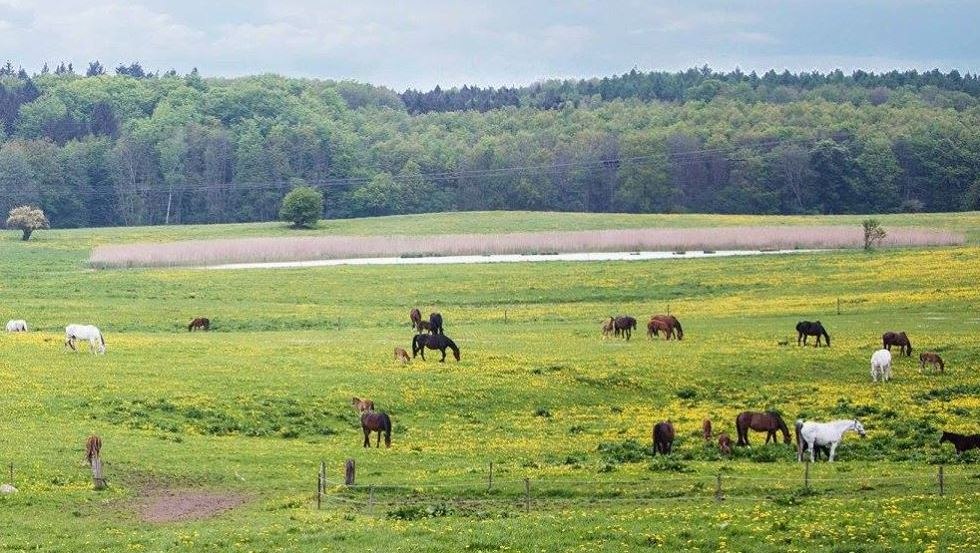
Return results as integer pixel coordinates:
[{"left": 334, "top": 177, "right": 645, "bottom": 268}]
[
  {"left": 188, "top": 317, "right": 210, "bottom": 331},
  {"left": 614, "top": 316, "right": 637, "bottom": 340},
  {"left": 735, "top": 411, "right": 790, "bottom": 446},
  {"left": 85, "top": 435, "right": 102, "bottom": 466},
  {"left": 416, "top": 320, "right": 433, "bottom": 333},
  {"left": 646, "top": 318, "right": 672, "bottom": 340},
  {"left": 352, "top": 397, "right": 375, "bottom": 413},
  {"left": 361, "top": 411, "right": 392, "bottom": 448},
  {"left": 601, "top": 317, "right": 615, "bottom": 339},
  {"left": 702, "top": 419, "right": 712, "bottom": 441},
  {"left": 882, "top": 331, "right": 912, "bottom": 356},
  {"left": 652, "top": 421, "right": 675, "bottom": 455},
  {"left": 651, "top": 315, "right": 683, "bottom": 340},
  {"left": 919, "top": 352, "right": 944, "bottom": 373},
  {"left": 939, "top": 431, "right": 980, "bottom": 455},
  {"left": 717, "top": 433, "right": 732, "bottom": 455},
  {"left": 394, "top": 347, "right": 411, "bottom": 364},
  {"left": 409, "top": 308, "right": 422, "bottom": 332}
]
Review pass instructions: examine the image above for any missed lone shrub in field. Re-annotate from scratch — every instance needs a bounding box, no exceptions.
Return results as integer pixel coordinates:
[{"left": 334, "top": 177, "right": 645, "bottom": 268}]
[
  {"left": 862, "top": 219, "right": 887, "bottom": 250},
  {"left": 6, "top": 205, "right": 49, "bottom": 241},
  {"left": 279, "top": 186, "right": 324, "bottom": 228}
]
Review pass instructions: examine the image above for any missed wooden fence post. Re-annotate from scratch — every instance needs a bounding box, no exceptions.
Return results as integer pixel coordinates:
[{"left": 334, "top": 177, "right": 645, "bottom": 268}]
[
  {"left": 488, "top": 462, "right": 493, "bottom": 492},
  {"left": 715, "top": 474, "right": 723, "bottom": 501},
  {"left": 938, "top": 465, "right": 944, "bottom": 497},
  {"left": 91, "top": 457, "right": 106, "bottom": 490},
  {"left": 345, "top": 459, "right": 356, "bottom": 486},
  {"left": 524, "top": 478, "right": 530, "bottom": 513},
  {"left": 837, "top": 297, "right": 841, "bottom": 315},
  {"left": 317, "top": 472, "right": 322, "bottom": 510}
]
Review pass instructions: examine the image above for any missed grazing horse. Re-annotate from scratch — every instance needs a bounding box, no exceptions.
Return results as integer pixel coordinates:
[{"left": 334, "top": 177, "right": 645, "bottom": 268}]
[
  {"left": 394, "top": 347, "right": 411, "bottom": 364},
  {"left": 646, "top": 318, "right": 672, "bottom": 340},
  {"left": 361, "top": 411, "right": 392, "bottom": 448},
  {"left": 614, "top": 316, "right": 637, "bottom": 341},
  {"left": 428, "top": 312, "right": 444, "bottom": 334},
  {"left": 85, "top": 435, "right": 102, "bottom": 466},
  {"left": 352, "top": 397, "right": 375, "bottom": 413},
  {"left": 939, "top": 431, "right": 980, "bottom": 455},
  {"left": 651, "top": 315, "right": 683, "bottom": 340},
  {"left": 65, "top": 324, "right": 105, "bottom": 354},
  {"left": 870, "top": 349, "right": 893, "bottom": 382},
  {"left": 409, "top": 308, "right": 422, "bottom": 332},
  {"left": 796, "top": 321, "right": 830, "bottom": 347},
  {"left": 717, "top": 433, "right": 732, "bottom": 455},
  {"left": 702, "top": 419, "right": 712, "bottom": 441},
  {"left": 652, "top": 421, "right": 675, "bottom": 455},
  {"left": 795, "top": 419, "right": 866, "bottom": 462},
  {"left": 187, "top": 317, "right": 210, "bottom": 331},
  {"left": 416, "top": 320, "right": 433, "bottom": 333},
  {"left": 919, "top": 352, "right": 945, "bottom": 373},
  {"left": 601, "top": 317, "right": 615, "bottom": 339},
  {"left": 882, "top": 331, "right": 912, "bottom": 356},
  {"left": 735, "top": 411, "right": 790, "bottom": 446},
  {"left": 412, "top": 333, "right": 460, "bottom": 362},
  {"left": 5, "top": 319, "right": 27, "bottom": 332}
]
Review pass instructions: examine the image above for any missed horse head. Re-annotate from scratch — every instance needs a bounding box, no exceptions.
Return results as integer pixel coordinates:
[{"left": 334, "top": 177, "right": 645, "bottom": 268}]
[{"left": 853, "top": 420, "right": 866, "bottom": 438}]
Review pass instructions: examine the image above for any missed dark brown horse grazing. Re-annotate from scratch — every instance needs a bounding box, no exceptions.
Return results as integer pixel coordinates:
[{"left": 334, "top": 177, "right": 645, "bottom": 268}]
[
  {"left": 919, "top": 352, "right": 945, "bottom": 373},
  {"left": 702, "top": 419, "right": 712, "bottom": 441},
  {"left": 429, "top": 312, "right": 444, "bottom": 334},
  {"left": 188, "top": 317, "right": 210, "bottom": 331},
  {"left": 882, "top": 331, "right": 912, "bottom": 356},
  {"left": 652, "top": 421, "right": 675, "bottom": 455},
  {"left": 646, "top": 318, "right": 672, "bottom": 340},
  {"left": 939, "top": 431, "right": 980, "bottom": 454},
  {"left": 614, "top": 316, "right": 637, "bottom": 340},
  {"left": 735, "top": 411, "right": 791, "bottom": 446},
  {"left": 409, "top": 308, "right": 422, "bottom": 332},
  {"left": 361, "top": 411, "right": 392, "bottom": 448},
  {"left": 717, "top": 433, "right": 732, "bottom": 455},
  {"left": 796, "top": 321, "right": 830, "bottom": 347},
  {"left": 651, "top": 315, "right": 683, "bottom": 340},
  {"left": 85, "top": 435, "right": 102, "bottom": 466},
  {"left": 412, "top": 333, "right": 460, "bottom": 362}
]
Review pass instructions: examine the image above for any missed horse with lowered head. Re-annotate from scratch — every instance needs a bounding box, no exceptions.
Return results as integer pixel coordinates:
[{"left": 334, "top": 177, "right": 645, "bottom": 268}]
[
  {"left": 736, "top": 411, "right": 791, "bottom": 446},
  {"left": 412, "top": 333, "right": 460, "bottom": 362},
  {"left": 410, "top": 308, "right": 422, "bottom": 332},
  {"left": 6, "top": 319, "right": 27, "bottom": 332},
  {"left": 796, "top": 321, "right": 830, "bottom": 347},
  {"left": 650, "top": 315, "right": 683, "bottom": 340},
  {"left": 646, "top": 318, "right": 672, "bottom": 340},
  {"left": 188, "top": 317, "right": 210, "bottom": 331},
  {"left": 652, "top": 421, "right": 675, "bottom": 455},
  {"left": 919, "top": 352, "right": 945, "bottom": 373},
  {"left": 361, "top": 411, "right": 392, "bottom": 448},
  {"left": 882, "top": 331, "right": 912, "bottom": 356},
  {"left": 613, "top": 316, "right": 637, "bottom": 340},
  {"left": 65, "top": 324, "right": 105, "bottom": 354}
]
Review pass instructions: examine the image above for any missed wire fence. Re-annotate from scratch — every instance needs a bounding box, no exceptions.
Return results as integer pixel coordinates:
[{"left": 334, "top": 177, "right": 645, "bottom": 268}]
[{"left": 314, "top": 461, "right": 980, "bottom": 516}]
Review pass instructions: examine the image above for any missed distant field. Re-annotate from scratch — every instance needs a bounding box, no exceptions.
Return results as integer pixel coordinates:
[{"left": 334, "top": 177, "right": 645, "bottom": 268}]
[{"left": 1, "top": 212, "right": 979, "bottom": 552}]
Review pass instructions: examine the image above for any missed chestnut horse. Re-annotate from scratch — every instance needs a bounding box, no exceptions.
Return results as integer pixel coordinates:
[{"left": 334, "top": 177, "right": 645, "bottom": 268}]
[
  {"left": 85, "top": 435, "right": 102, "bottom": 466},
  {"left": 409, "top": 308, "right": 422, "bottom": 332},
  {"left": 614, "top": 316, "right": 637, "bottom": 340},
  {"left": 702, "top": 419, "right": 712, "bottom": 441},
  {"left": 652, "top": 421, "right": 675, "bottom": 455},
  {"left": 188, "top": 317, "right": 210, "bottom": 331},
  {"left": 646, "top": 318, "right": 672, "bottom": 340},
  {"left": 882, "top": 331, "right": 912, "bottom": 356},
  {"left": 919, "top": 352, "right": 944, "bottom": 373},
  {"left": 394, "top": 347, "right": 411, "bottom": 364},
  {"left": 735, "top": 411, "right": 790, "bottom": 446},
  {"left": 352, "top": 397, "right": 375, "bottom": 413},
  {"left": 717, "top": 433, "right": 732, "bottom": 455},
  {"left": 601, "top": 317, "right": 615, "bottom": 339},
  {"left": 361, "top": 411, "right": 392, "bottom": 448},
  {"left": 651, "top": 315, "right": 683, "bottom": 340}
]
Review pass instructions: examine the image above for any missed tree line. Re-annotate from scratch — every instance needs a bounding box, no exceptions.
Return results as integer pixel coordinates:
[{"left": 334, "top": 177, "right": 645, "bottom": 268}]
[{"left": 1, "top": 63, "right": 979, "bottom": 228}]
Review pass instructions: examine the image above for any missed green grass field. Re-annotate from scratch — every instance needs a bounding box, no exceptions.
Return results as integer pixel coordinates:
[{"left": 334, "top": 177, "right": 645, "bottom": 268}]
[{"left": 1, "top": 212, "right": 979, "bottom": 552}]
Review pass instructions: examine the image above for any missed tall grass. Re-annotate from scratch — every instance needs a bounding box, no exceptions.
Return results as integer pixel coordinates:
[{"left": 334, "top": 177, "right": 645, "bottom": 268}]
[{"left": 89, "top": 226, "right": 964, "bottom": 268}]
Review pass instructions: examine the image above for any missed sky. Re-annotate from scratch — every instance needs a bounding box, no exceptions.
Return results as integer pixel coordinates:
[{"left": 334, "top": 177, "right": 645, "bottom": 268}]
[{"left": 1, "top": 0, "right": 978, "bottom": 90}]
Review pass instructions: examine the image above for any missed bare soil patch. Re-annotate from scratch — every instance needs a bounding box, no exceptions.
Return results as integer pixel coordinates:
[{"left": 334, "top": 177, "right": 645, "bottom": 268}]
[{"left": 137, "top": 489, "right": 247, "bottom": 523}]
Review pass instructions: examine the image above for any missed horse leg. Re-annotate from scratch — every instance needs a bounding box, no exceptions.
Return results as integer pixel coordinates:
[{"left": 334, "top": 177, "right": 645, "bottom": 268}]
[
  {"left": 376, "top": 430, "right": 381, "bottom": 448},
  {"left": 809, "top": 441, "right": 817, "bottom": 463},
  {"left": 439, "top": 348, "right": 446, "bottom": 363},
  {"left": 828, "top": 442, "right": 839, "bottom": 462},
  {"left": 363, "top": 428, "right": 370, "bottom": 448}
]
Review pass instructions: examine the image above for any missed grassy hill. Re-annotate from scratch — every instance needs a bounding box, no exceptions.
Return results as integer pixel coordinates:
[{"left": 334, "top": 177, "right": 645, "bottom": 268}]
[{"left": 1, "top": 212, "right": 978, "bottom": 551}]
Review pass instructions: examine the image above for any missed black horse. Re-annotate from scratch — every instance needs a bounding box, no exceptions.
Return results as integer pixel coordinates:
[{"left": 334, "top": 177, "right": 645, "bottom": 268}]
[
  {"left": 412, "top": 333, "right": 460, "bottom": 362},
  {"left": 614, "top": 316, "right": 637, "bottom": 341},
  {"left": 428, "top": 312, "right": 444, "bottom": 334},
  {"left": 796, "top": 321, "right": 830, "bottom": 347}
]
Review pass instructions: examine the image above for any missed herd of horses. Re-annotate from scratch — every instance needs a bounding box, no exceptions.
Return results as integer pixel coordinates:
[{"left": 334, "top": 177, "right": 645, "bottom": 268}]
[{"left": 602, "top": 314, "right": 684, "bottom": 341}]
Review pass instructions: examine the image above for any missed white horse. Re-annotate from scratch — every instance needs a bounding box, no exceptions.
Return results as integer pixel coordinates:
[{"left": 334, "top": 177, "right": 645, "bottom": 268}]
[
  {"left": 5, "top": 320, "right": 27, "bottom": 332},
  {"left": 65, "top": 324, "right": 106, "bottom": 354},
  {"left": 870, "top": 348, "right": 892, "bottom": 382},
  {"left": 795, "top": 419, "right": 866, "bottom": 462}
]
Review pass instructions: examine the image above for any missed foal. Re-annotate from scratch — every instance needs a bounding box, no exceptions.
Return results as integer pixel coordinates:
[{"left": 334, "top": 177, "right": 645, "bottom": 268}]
[
  {"left": 394, "top": 347, "right": 411, "bottom": 364},
  {"left": 919, "top": 352, "right": 945, "bottom": 373}
]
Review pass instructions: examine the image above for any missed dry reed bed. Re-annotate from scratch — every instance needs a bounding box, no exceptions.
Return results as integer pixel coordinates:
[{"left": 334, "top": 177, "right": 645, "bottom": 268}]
[{"left": 89, "top": 226, "right": 964, "bottom": 268}]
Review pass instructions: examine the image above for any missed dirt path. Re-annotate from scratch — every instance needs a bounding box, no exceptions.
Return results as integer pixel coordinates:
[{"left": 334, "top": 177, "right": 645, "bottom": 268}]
[{"left": 137, "top": 490, "right": 247, "bottom": 523}]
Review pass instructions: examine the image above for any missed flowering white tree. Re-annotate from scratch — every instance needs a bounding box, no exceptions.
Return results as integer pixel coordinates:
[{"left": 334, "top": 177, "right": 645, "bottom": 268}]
[{"left": 6, "top": 205, "right": 50, "bottom": 241}]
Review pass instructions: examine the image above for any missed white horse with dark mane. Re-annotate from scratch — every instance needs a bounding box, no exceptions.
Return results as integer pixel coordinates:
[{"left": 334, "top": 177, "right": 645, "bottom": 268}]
[
  {"left": 870, "top": 349, "right": 892, "bottom": 382},
  {"left": 65, "top": 324, "right": 106, "bottom": 354},
  {"left": 796, "top": 419, "right": 866, "bottom": 462},
  {"left": 6, "top": 320, "right": 27, "bottom": 332}
]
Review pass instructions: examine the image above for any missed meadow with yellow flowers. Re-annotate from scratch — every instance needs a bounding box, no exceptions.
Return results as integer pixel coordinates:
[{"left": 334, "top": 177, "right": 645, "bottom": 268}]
[{"left": 1, "top": 212, "right": 978, "bottom": 551}]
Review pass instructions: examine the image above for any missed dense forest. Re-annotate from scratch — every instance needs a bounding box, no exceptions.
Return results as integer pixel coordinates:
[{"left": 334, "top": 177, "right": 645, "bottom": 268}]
[{"left": 1, "top": 62, "right": 980, "bottom": 228}]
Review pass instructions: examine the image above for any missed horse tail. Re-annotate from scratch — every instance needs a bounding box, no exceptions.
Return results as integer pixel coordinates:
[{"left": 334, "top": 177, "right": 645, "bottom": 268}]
[
  {"left": 795, "top": 420, "right": 804, "bottom": 459},
  {"left": 382, "top": 413, "right": 392, "bottom": 447},
  {"left": 823, "top": 330, "right": 830, "bottom": 347},
  {"left": 100, "top": 331, "right": 105, "bottom": 347}
]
